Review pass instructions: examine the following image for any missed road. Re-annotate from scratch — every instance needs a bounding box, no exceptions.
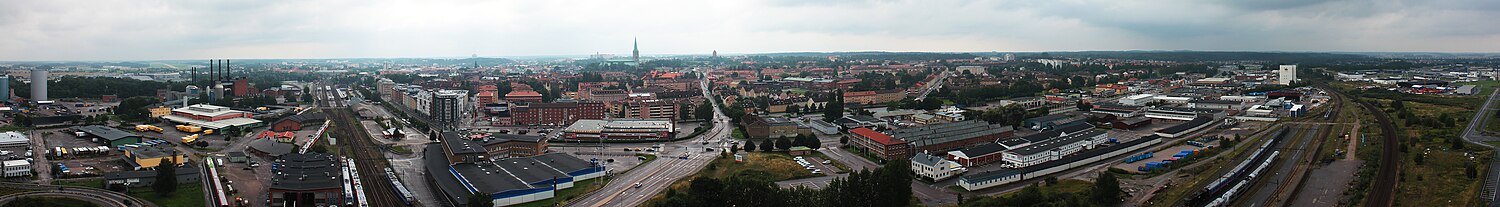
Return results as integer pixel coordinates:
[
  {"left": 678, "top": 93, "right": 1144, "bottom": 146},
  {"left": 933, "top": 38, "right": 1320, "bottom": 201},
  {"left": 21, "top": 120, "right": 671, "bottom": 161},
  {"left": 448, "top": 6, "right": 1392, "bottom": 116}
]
[
  {"left": 914, "top": 71, "right": 949, "bottom": 101},
  {"left": 27, "top": 129, "right": 50, "bottom": 184},
  {"left": 566, "top": 68, "right": 730, "bottom": 207},
  {"left": 1461, "top": 87, "right": 1500, "bottom": 206}
]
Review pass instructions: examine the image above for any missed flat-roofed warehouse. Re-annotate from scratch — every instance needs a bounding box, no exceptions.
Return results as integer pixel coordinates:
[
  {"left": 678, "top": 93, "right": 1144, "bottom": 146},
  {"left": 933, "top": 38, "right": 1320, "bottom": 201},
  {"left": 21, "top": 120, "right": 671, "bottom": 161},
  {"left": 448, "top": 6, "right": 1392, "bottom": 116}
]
[
  {"left": 561, "top": 119, "right": 676, "bottom": 141},
  {"left": 162, "top": 104, "right": 264, "bottom": 134},
  {"left": 71, "top": 125, "right": 143, "bottom": 147}
]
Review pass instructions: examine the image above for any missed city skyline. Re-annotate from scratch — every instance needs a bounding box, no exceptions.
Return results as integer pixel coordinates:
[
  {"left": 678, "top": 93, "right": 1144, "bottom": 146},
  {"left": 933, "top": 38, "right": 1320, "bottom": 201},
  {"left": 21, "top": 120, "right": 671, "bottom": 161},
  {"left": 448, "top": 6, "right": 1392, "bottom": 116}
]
[{"left": 3, "top": 0, "right": 1500, "bottom": 61}]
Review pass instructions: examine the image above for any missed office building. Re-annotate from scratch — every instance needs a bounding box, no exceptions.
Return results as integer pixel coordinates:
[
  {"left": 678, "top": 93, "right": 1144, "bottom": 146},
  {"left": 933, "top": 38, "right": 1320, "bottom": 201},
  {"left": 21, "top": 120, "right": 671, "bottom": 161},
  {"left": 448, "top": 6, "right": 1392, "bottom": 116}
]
[
  {"left": 431, "top": 90, "right": 468, "bottom": 123},
  {"left": 511, "top": 101, "right": 607, "bottom": 126},
  {"left": 1278, "top": 64, "right": 1297, "bottom": 85}
]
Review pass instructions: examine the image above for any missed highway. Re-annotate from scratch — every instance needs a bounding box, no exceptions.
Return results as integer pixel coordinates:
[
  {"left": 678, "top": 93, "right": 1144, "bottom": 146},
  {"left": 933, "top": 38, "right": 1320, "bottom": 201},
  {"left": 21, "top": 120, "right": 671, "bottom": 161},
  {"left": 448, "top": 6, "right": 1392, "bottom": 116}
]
[
  {"left": 567, "top": 68, "right": 729, "bottom": 207},
  {"left": 1461, "top": 87, "right": 1500, "bottom": 206}
]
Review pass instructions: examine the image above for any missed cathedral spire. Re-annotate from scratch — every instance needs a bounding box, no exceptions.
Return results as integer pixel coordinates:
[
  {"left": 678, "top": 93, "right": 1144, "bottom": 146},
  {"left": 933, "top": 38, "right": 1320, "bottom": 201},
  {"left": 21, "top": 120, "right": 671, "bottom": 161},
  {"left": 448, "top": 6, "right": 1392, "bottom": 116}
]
[{"left": 632, "top": 37, "right": 640, "bottom": 65}]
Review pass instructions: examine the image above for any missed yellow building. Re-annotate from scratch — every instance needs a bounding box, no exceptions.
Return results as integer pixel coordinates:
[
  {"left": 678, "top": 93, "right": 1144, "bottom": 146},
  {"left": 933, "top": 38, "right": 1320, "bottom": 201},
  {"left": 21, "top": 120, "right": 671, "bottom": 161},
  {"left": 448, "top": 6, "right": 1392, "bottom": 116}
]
[
  {"left": 123, "top": 145, "right": 186, "bottom": 169},
  {"left": 148, "top": 106, "right": 172, "bottom": 118}
]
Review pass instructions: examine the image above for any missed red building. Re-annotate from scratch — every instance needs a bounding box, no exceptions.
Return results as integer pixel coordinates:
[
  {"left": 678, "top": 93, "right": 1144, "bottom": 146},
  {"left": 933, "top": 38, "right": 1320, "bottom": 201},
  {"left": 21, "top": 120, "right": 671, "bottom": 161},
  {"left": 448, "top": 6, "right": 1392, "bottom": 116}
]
[
  {"left": 946, "top": 142, "right": 1006, "bottom": 167},
  {"left": 848, "top": 127, "right": 910, "bottom": 161},
  {"left": 510, "top": 101, "right": 606, "bottom": 126},
  {"left": 505, "top": 90, "right": 544, "bottom": 102},
  {"left": 232, "top": 78, "right": 252, "bottom": 97}
]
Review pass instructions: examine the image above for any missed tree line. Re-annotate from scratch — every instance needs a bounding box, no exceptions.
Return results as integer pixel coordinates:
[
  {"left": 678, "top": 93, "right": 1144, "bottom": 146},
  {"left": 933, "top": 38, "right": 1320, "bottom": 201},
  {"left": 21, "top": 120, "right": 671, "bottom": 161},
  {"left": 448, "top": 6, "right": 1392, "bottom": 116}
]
[{"left": 655, "top": 159, "right": 914, "bottom": 207}]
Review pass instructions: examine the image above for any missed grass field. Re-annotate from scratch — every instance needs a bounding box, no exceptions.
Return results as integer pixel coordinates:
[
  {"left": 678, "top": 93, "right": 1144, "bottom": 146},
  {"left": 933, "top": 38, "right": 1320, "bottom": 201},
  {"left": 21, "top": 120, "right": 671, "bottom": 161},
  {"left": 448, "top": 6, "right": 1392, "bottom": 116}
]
[
  {"left": 1358, "top": 88, "right": 1492, "bottom": 206},
  {"left": 0, "top": 196, "right": 99, "bottom": 207},
  {"left": 54, "top": 179, "right": 103, "bottom": 188},
  {"left": 126, "top": 184, "right": 205, "bottom": 207},
  {"left": 513, "top": 178, "right": 609, "bottom": 207},
  {"left": 645, "top": 152, "right": 823, "bottom": 205}
]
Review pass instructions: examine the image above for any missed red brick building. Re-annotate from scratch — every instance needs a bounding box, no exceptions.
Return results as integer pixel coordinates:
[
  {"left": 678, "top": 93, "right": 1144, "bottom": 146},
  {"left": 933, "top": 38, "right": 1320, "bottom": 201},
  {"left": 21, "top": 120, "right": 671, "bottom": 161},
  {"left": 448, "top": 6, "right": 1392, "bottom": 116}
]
[
  {"left": 505, "top": 90, "right": 544, "bottom": 102},
  {"left": 849, "top": 127, "right": 910, "bottom": 161},
  {"left": 510, "top": 101, "right": 606, "bottom": 126}
]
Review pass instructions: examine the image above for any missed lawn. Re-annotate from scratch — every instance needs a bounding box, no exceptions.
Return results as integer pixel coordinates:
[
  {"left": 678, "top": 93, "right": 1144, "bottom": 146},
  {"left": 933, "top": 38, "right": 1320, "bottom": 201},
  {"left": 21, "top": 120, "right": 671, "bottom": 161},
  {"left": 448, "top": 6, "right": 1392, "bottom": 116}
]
[
  {"left": 645, "top": 152, "right": 824, "bottom": 205},
  {"left": 512, "top": 178, "right": 609, "bottom": 207},
  {"left": 54, "top": 178, "right": 104, "bottom": 188},
  {"left": 389, "top": 145, "right": 413, "bottom": 155},
  {"left": 1354, "top": 87, "right": 1492, "bottom": 206},
  {"left": 0, "top": 197, "right": 98, "bottom": 207},
  {"left": 130, "top": 184, "right": 205, "bottom": 207}
]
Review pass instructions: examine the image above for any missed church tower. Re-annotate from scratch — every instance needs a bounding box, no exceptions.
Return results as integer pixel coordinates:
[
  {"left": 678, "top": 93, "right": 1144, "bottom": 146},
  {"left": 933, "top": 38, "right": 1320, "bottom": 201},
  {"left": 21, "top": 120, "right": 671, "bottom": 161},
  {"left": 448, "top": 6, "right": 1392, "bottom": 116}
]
[{"left": 632, "top": 37, "right": 640, "bottom": 65}]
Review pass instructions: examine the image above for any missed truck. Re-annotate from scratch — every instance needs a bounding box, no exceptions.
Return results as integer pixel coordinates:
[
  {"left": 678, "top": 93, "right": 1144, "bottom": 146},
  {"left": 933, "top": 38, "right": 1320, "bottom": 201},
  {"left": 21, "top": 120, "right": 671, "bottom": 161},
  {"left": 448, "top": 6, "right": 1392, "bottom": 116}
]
[
  {"left": 182, "top": 134, "right": 201, "bottom": 143},
  {"left": 176, "top": 125, "right": 203, "bottom": 133},
  {"left": 134, "top": 125, "right": 164, "bottom": 133}
]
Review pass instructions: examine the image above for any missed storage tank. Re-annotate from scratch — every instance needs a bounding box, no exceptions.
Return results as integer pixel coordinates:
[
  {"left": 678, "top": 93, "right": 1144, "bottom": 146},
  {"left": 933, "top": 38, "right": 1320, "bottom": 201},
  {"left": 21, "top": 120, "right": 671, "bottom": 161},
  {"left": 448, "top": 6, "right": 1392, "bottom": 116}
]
[{"left": 29, "top": 69, "right": 47, "bottom": 102}]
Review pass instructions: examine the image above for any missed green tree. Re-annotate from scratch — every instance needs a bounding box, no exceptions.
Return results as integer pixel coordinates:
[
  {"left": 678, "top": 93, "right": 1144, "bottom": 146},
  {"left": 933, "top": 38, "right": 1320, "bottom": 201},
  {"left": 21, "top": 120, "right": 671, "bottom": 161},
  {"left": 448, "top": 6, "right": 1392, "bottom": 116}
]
[
  {"left": 117, "top": 96, "right": 161, "bottom": 122},
  {"left": 153, "top": 155, "right": 178, "bottom": 195},
  {"left": 743, "top": 140, "right": 757, "bottom": 152},
  {"left": 775, "top": 136, "right": 792, "bottom": 150},
  {"left": 695, "top": 104, "right": 713, "bottom": 121},
  {"left": 1092, "top": 172, "right": 1122, "bottom": 204},
  {"left": 823, "top": 91, "right": 845, "bottom": 122},
  {"left": 760, "top": 140, "right": 775, "bottom": 152},
  {"left": 467, "top": 191, "right": 494, "bottom": 207}
]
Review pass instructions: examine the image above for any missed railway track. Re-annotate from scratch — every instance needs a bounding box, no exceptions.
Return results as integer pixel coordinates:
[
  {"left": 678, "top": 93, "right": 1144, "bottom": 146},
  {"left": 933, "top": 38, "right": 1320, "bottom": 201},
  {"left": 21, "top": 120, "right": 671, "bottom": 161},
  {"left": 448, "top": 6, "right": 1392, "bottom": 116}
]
[
  {"left": 327, "top": 107, "right": 406, "bottom": 207},
  {"left": 315, "top": 83, "right": 404, "bottom": 207},
  {"left": 1276, "top": 87, "right": 1346, "bottom": 206},
  {"left": 1354, "top": 96, "right": 1400, "bottom": 207},
  {"left": 0, "top": 182, "right": 155, "bottom": 207}
]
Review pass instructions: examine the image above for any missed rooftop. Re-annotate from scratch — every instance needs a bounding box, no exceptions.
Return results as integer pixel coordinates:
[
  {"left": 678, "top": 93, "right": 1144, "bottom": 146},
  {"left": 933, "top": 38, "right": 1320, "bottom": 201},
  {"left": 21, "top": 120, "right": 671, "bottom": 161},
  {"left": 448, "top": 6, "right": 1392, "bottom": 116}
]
[
  {"left": 1156, "top": 116, "right": 1215, "bottom": 134},
  {"left": 0, "top": 132, "right": 27, "bottom": 145},
  {"left": 270, "top": 153, "right": 342, "bottom": 191},
  {"left": 71, "top": 125, "right": 140, "bottom": 141},
  {"left": 172, "top": 104, "right": 248, "bottom": 117},
  {"left": 851, "top": 127, "right": 904, "bottom": 145}
]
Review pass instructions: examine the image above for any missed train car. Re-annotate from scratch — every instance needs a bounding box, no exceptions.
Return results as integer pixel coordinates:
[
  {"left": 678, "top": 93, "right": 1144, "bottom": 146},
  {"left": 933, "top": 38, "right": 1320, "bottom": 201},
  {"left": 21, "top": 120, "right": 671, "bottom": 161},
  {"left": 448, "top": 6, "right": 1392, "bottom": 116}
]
[
  {"left": 343, "top": 165, "right": 354, "bottom": 207},
  {"left": 385, "top": 167, "right": 415, "bottom": 205},
  {"left": 206, "top": 157, "right": 231, "bottom": 207}
]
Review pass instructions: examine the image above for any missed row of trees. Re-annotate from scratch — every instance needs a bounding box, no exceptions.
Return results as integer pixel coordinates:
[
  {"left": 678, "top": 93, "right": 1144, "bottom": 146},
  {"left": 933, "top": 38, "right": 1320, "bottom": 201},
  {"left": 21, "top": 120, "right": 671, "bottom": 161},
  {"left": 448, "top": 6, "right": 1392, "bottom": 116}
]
[
  {"left": 960, "top": 173, "right": 1123, "bottom": 207},
  {"left": 655, "top": 159, "right": 913, "bottom": 207},
  {"left": 740, "top": 134, "right": 822, "bottom": 152}
]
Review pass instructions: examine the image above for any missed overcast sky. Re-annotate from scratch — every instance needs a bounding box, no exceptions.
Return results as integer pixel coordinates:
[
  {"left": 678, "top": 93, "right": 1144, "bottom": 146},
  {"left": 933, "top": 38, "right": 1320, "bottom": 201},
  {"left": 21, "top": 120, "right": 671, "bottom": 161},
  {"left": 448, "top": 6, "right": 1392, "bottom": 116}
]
[{"left": 2, "top": 0, "right": 1498, "bottom": 61}]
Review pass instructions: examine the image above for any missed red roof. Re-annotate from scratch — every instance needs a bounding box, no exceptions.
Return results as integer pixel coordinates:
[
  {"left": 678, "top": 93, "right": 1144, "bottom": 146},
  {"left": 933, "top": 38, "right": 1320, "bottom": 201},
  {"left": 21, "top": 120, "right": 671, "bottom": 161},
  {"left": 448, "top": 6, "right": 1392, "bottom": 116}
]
[
  {"left": 478, "top": 85, "right": 499, "bottom": 91},
  {"left": 851, "top": 128, "right": 904, "bottom": 145},
  {"left": 506, "top": 90, "right": 542, "bottom": 97}
]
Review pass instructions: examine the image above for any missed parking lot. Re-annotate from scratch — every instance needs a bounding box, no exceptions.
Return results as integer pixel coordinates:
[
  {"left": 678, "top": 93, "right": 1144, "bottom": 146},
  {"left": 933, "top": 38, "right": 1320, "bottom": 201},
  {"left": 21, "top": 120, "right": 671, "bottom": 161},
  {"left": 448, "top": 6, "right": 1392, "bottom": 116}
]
[
  {"left": 137, "top": 122, "right": 233, "bottom": 150},
  {"left": 208, "top": 152, "right": 273, "bottom": 206}
]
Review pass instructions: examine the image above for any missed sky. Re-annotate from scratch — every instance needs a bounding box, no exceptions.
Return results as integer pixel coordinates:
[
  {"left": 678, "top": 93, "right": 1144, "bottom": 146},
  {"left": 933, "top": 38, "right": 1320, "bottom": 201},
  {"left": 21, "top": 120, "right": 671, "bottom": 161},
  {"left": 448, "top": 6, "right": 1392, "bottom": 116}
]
[{"left": 2, "top": 0, "right": 1499, "bottom": 61}]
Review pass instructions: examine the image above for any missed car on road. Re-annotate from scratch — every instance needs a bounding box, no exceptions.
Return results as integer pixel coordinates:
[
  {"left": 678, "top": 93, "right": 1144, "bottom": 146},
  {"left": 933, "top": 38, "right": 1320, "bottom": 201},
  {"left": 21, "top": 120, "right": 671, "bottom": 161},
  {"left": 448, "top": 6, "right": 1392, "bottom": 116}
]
[{"left": 634, "top": 183, "right": 643, "bottom": 188}]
